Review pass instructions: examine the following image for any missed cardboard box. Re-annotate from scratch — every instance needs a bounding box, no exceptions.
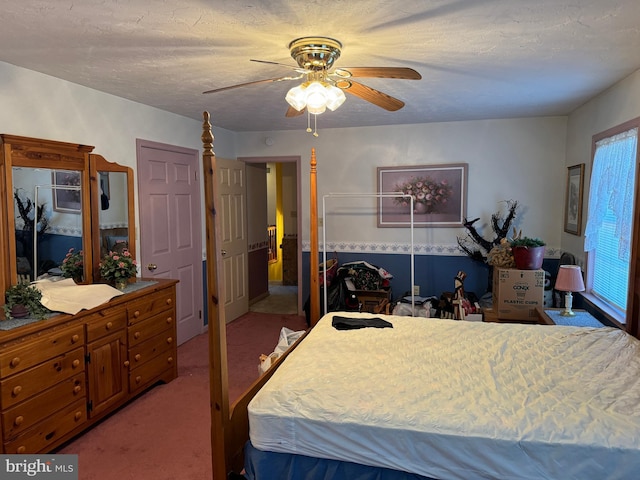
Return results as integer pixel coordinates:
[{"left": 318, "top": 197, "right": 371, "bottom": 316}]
[
  {"left": 492, "top": 268, "right": 545, "bottom": 320},
  {"left": 354, "top": 290, "right": 391, "bottom": 313}
]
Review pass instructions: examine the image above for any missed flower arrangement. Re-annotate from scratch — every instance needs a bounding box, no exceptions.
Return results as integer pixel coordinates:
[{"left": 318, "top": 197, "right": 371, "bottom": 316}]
[
  {"left": 395, "top": 176, "right": 453, "bottom": 213},
  {"left": 99, "top": 249, "right": 138, "bottom": 283},
  {"left": 60, "top": 248, "right": 84, "bottom": 280}
]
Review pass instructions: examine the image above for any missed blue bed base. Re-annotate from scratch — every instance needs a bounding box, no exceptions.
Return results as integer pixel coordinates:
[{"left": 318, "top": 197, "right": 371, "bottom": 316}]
[{"left": 244, "top": 441, "right": 437, "bottom": 480}]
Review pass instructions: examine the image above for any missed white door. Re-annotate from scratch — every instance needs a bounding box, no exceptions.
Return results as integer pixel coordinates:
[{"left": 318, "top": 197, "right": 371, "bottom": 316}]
[
  {"left": 136, "top": 139, "right": 203, "bottom": 345},
  {"left": 217, "top": 158, "right": 249, "bottom": 322}
]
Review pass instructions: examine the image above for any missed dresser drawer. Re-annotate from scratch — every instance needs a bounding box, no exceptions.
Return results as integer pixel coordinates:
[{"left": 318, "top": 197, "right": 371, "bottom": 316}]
[
  {"left": 129, "top": 331, "right": 174, "bottom": 368},
  {"left": 129, "top": 351, "right": 175, "bottom": 394},
  {"left": 0, "top": 324, "right": 85, "bottom": 377},
  {"left": 3, "top": 399, "right": 86, "bottom": 454},
  {"left": 0, "top": 347, "right": 85, "bottom": 409},
  {"left": 127, "top": 288, "right": 175, "bottom": 326},
  {"left": 2, "top": 373, "right": 85, "bottom": 439},
  {"left": 86, "top": 307, "right": 127, "bottom": 343},
  {"left": 127, "top": 310, "right": 174, "bottom": 348}
]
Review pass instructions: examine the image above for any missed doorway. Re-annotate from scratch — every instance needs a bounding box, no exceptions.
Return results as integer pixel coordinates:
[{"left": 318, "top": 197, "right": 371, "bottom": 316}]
[{"left": 240, "top": 156, "right": 302, "bottom": 316}]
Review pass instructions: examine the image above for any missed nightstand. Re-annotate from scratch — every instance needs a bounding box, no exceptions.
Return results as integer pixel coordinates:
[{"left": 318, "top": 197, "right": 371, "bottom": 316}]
[{"left": 534, "top": 307, "right": 605, "bottom": 327}]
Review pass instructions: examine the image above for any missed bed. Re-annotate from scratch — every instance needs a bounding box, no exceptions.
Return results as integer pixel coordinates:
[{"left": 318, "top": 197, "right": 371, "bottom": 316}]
[{"left": 200, "top": 113, "right": 640, "bottom": 480}]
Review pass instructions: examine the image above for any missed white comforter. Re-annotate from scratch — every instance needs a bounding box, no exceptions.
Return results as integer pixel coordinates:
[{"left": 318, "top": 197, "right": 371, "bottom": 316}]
[{"left": 248, "top": 312, "right": 640, "bottom": 480}]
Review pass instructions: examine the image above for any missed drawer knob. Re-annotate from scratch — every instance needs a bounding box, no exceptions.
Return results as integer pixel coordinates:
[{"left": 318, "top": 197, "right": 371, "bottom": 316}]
[
  {"left": 106, "top": 321, "right": 113, "bottom": 330},
  {"left": 14, "top": 415, "right": 24, "bottom": 426},
  {"left": 17, "top": 446, "right": 26, "bottom": 454},
  {"left": 166, "top": 298, "right": 173, "bottom": 305},
  {"left": 135, "top": 354, "right": 141, "bottom": 362},
  {"left": 73, "top": 385, "right": 82, "bottom": 394},
  {"left": 135, "top": 375, "right": 142, "bottom": 384},
  {"left": 72, "top": 359, "right": 81, "bottom": 368},
  {"left": 134, "top": 310, "right": 140, "bottom": 318},
  {"left": 10, "top": 357, "right": 21, "bottom": 368},
  {"left": 167, "top": 356, "right": 174, "bottom": 364},
  {"left": 12, "top": 385, "right": 22, "bottom": 397},
  {"left": 74, "top": 411, "right": 83, "bottom": 421},
  {"left": 134, "top": 332, "right": 141, "bottom": 339},
  {"left": 124, "top": 360, "right": 130, "bottom": 367},
  {"left": 71, "top": 334, "right": 80, "bottom": 343},
  {"left": 166, "top": 337, "right": 173, "bottom": 344},
  {"left": 166, "top": 317, "right": 173, "bottom": 324}
]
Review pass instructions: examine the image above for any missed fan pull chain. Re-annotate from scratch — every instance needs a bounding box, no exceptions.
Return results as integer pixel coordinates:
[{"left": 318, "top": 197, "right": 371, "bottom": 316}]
[{"left": 305, "top": 110, "right": 319, "bottom": 137}]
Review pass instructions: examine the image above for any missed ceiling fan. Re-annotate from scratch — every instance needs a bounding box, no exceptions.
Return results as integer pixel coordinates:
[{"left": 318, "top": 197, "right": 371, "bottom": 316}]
[{"left": 202, "top": 36, "right": 422, "bottom": 119}]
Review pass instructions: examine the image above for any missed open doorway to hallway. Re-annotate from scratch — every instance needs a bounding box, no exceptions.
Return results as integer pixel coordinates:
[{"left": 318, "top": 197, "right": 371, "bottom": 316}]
[
  {"left": 242, "top": 156, "right": 302, "bottom": 316},
  {"left": 250, "top": 283, "right": 298, "bottom": 314}
]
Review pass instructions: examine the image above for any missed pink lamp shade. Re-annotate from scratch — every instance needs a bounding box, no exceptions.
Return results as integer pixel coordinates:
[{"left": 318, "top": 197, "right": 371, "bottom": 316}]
[{"left": 555, "top": 265, "right": 585, "bottom": 292}]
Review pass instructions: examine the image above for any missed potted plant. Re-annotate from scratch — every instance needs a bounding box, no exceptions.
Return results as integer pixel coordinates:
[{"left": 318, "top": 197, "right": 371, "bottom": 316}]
[
  {"left": 3, "top": 282, "right": 51, "bottom": 320},
  {"left": 510, "top": 236, "right": 546, "bottom": 270},
  {"left": 99, "top": 249, "right": 138, "bottom": 290},
  {"left": 60, "top": 247, "right": 84, "bottom": 282}
]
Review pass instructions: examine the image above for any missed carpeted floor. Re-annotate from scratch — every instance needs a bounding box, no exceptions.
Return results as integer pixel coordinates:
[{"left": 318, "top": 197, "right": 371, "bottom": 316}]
[{"left": 58, "top": 311, "right": 307, "bottom": 479}]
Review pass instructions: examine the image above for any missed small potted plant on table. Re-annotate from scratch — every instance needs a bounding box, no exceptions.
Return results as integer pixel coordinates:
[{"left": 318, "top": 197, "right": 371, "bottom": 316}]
[
  {"left": 510, "top": 236, "right": 546, "bottom": 270},
  {"left": 3, "top": 282, "right": 51, "bottom": 320},
  {"left": 99, "top": 249, "right": 138, "bottom": 290}
]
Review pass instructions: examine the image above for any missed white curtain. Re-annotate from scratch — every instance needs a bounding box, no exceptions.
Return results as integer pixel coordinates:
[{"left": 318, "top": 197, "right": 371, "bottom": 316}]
[{"left": 584, "top": 127, "right": 638, "bottom": 259}]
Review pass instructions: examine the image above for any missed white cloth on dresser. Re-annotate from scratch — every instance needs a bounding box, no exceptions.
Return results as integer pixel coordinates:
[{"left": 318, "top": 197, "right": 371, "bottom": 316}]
[{"left": 33, "top": 278, "right": 123, "bottom": 314}]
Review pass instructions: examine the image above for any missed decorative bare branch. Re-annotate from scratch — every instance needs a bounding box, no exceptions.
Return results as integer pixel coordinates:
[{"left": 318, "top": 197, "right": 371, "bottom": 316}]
[{"left": 457, "top": 200, "right": 519, "bottom": 264}]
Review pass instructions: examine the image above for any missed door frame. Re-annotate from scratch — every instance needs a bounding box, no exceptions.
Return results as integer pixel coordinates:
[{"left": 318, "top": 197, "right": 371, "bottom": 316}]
[{"left": 239, "top": 155, "right": 302, "bottom": 316}]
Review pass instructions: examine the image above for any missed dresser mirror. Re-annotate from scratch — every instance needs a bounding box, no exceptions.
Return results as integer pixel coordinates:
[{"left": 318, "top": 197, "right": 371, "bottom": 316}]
[
  {"left": 12, "top": 166, "right": 86, "bottom": 283},
  {"left": 89, "top": 154, "right": 136, "bottom": 282},
  {"left": 0, "top": 135, "right": 136, "bottom": 299}
]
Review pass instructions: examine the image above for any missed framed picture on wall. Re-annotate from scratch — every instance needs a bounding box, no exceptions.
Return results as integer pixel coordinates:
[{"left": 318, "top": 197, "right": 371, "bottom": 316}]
[
  {"left": 52, "top": 170, "right": 82, "bottom": 214},
  {"left": 377, "top": 163, "right": 468, "bottom": 227},
  {"left": 564, "top": 163, "right": 585, "bottom": 235}
]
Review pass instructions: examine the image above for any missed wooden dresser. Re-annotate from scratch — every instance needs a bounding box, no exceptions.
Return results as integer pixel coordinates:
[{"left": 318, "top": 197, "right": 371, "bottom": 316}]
[{"left": 0, "top": 278, "right": 178, "bottom": 453}]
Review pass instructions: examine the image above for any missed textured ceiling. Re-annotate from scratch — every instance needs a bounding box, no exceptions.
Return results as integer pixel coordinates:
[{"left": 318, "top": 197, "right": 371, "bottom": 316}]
[{"left": 1, "top": 0, "right": 639, "bottom": 132}]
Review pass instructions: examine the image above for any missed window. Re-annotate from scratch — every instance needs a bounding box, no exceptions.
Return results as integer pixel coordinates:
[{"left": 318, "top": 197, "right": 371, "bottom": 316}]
[{"left": 584, "top": 121, "right": 639, "bottom": 323}]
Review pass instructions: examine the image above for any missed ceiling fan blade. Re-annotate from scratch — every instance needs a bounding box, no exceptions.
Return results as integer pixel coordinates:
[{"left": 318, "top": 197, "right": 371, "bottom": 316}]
[
  {"left": 286, "top": 106, "right": 305, "bottom": 117},
  {"left": 202, "top": 75, "right": 301, "bottom": 94},
  {"left": 332, "top": 67, "right": 421, "bottom": 80},
  {"left": 250, "top": 59, "right": 308, "bottom": 74},
  {"left": 338, "top": 80, "right": 405, "bottom": 111}
]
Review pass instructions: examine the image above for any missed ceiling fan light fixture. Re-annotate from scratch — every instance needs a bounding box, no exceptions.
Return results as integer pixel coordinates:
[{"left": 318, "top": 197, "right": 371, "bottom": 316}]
[
  {"left": 325, "top": 84, "right": 346, "bottom": 111},
  {"left": 285, "top": 84, "right": 308, "bottom": 111},
  {"left": 305, "top": 82, "right": 328, "bottom": 114}
]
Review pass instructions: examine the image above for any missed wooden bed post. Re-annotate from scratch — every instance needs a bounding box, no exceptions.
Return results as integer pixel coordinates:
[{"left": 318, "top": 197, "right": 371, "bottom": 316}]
[
  {"left": 202, "top": 112, "right": 230, "bottom": 480},
  {"left": 309, "top": 148, "right": 320, "bottom": 326}
]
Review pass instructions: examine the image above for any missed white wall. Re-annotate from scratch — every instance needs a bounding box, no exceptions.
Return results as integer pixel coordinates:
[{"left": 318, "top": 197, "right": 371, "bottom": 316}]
[
  {"left": 10, "top": 58, "right": 635, "bottom": 261},
  {"left": 235, "top": 117, "right": 567, "bottom": 255},
  {"left": 564, "top": 69, "right": 640, "bottom": 263},
  {"left": 0, "top": 61, "right": 237, "bottom": 256}
]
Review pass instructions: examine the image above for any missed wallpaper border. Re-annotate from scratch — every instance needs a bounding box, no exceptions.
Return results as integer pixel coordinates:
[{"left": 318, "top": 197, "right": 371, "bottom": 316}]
[{"left": 302, "top": 241, "right": 561, "bottom": 258}]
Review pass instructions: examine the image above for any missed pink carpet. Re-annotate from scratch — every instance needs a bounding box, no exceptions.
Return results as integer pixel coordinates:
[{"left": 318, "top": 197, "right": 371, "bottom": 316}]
[{"left": 58, "top": 311, "right": 307, "bottom": 479}]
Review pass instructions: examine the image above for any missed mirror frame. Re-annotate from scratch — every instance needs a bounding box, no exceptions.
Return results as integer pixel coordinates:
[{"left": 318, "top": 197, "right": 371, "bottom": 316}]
[
  {"left": 89, "top": 154, "right": 136, "bottom": 282},
  {"left": 0, "top": 135, "right": 94, "bottom": 291},
  {"left": 0, "top": 135, "right": 137, "bottom": 303}
]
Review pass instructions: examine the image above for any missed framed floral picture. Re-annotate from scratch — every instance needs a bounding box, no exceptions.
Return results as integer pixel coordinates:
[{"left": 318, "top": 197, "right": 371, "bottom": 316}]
[
  {"left": 564, "top": 163, "right": 585, "bottom": 235},
  {"left": 377, "top": 163, "right": 468, "bottom": 227}
]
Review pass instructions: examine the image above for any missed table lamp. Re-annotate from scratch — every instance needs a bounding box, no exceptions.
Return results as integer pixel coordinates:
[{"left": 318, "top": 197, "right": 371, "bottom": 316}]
[{"left": 555, "top": 265, "right": 585, "bottom": 316}]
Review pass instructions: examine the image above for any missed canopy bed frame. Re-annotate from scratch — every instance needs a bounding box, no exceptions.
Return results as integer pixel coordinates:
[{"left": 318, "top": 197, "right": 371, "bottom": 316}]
[{"left": 201, "top": 112, "right": 640, "bottom": 480}]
